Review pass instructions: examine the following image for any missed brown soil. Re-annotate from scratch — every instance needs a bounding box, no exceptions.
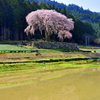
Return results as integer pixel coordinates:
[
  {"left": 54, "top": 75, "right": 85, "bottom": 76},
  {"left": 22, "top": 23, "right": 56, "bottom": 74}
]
[
  {"left": 0, "top": 52, "right": 100, "bottom": 100},
  {"left": 0, "top": 52, "right": 100, "bottom": 62}
]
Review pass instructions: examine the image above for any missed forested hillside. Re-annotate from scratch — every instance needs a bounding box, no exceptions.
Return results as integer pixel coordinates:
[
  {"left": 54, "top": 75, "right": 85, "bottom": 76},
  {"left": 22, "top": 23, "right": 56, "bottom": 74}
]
[
  {"left": 67, "top": 4, "right": 100, "bottom": 42},
  {"left": 67, "top": 4, "right": 100, "bottom": 23},
  {"left": 30, "top": 0, "right": 100, "bottom": 39},
  {"left": 30, "top": 0, "right": 100, "bottom": 23},
  {"left": 29, "top": 0, "right": 67, "bottom": 8},
  {"left": 0, "top": 0, "right": 99, "bottom": 45}
]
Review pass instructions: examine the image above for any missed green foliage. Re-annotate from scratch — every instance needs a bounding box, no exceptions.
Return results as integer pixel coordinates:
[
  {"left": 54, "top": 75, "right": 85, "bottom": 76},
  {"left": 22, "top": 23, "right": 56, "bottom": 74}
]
[
  {"left": 94, "top": 38, "right": 100, "bottom": 44},
  {"left": 67, "top": 4, "right": 100, "bottom": 23},
  {"left": 0, "top": 58, "right": 99, "bottom": 72},
  {"left": 67, "top": 4, "right": 100, "bottom": 39},
  {"left": 0, "top": 0, "right": 99, "bottom": 45},
  {"left": 0, "top": 44, "right": 31, "bottom": 51}
]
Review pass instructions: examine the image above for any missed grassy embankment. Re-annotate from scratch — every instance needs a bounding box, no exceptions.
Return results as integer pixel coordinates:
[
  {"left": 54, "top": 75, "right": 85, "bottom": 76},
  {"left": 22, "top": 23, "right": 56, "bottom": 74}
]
[{"left": 0, "top": 44, "right": 99, "bottom": 73}]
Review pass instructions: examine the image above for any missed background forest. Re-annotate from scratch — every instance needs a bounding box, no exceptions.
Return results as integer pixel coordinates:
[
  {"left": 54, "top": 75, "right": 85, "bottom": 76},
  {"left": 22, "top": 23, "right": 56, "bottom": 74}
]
[{"left": 0, "top": 0, "right": 100, "bottom": 45}]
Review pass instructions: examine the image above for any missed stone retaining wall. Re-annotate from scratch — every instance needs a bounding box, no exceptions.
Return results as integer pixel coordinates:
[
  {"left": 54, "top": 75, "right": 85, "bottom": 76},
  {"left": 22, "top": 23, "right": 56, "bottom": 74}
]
[{"left": 26, "top": 41, "right": 79, "bottom": 50}]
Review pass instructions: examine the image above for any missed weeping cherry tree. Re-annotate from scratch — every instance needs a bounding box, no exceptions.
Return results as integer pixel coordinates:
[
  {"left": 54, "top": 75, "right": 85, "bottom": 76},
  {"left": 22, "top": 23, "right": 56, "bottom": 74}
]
[{"left": 24, "top": 9, "right": 74, "bottom": 41}]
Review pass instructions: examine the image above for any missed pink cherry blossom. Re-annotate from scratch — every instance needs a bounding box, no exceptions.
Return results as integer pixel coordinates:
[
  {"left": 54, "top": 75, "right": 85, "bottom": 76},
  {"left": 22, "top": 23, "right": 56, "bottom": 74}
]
[{"left": 24, "top": 9, "right": 74, "bottom": 41}]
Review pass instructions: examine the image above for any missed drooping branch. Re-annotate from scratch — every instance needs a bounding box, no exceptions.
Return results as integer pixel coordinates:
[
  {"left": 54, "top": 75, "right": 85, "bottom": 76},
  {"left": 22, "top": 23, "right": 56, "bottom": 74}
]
[{"left": 24, "top": 9, "right": 74, "bottom": 41}]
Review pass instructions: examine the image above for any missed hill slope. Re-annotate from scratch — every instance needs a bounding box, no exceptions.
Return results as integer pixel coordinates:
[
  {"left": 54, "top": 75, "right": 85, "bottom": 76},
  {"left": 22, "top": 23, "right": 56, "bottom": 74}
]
[{"left": 30, "top": 0, "right": 100, "bottom": 23}]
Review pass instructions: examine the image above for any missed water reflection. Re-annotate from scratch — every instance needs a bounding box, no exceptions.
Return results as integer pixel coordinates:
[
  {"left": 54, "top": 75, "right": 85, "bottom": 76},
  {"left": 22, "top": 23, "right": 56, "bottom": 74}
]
[{"left": 0, "top": 68, "right": 100, "bottom": 100}]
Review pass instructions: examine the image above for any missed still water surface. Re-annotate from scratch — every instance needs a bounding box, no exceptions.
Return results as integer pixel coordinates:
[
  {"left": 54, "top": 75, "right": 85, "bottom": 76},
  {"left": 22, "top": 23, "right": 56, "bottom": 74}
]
[{"left": 0, "top": 67, "right": 100, "bottom": 100}]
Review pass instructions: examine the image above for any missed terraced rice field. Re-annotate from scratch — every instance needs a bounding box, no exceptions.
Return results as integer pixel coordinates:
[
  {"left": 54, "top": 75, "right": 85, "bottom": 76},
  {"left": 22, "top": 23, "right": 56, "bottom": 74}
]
[
  {"left": 0, "top": 44, "right": 31, "bottom": 50},
  {"left": 0, "top": 44, "right": 100, "bottom": 100}
]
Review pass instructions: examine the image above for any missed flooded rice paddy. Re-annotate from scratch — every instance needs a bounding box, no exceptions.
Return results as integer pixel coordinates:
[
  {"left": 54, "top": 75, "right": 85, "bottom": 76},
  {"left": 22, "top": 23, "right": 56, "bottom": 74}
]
[{"left": 0, "top": 66, "right": 100, "bottom": 100}]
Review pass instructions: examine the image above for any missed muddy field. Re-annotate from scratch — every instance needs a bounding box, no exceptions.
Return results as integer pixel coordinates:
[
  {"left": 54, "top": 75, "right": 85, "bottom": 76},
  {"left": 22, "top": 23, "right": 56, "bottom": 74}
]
[
  {"left": 0, "top": 52, "right": 100, "bottom": 100},
  {"left": 0, "top": 67, "right": 100, "bottom": 100},
  {"left": 0, "top": 52, "right": 100, "bottom": 62}
]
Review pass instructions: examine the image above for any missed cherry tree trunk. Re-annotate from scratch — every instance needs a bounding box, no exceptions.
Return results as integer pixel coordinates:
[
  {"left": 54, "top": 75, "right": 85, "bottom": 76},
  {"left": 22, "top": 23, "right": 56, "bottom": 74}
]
[{"left": 45, "top": 33, "right": 51, "bottom": 41}]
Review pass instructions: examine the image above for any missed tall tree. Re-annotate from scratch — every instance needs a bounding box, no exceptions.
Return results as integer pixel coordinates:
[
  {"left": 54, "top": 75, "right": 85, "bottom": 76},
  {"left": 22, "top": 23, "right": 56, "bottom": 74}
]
[
  {"left": 0, "top": 0, "right": 14, "bottom": 40},
  {"left": 24, "top": 9, "right": 74, "bottom": 41},
  {"left": 31, "top": 1, "right": 40, "bottom": 10}
]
